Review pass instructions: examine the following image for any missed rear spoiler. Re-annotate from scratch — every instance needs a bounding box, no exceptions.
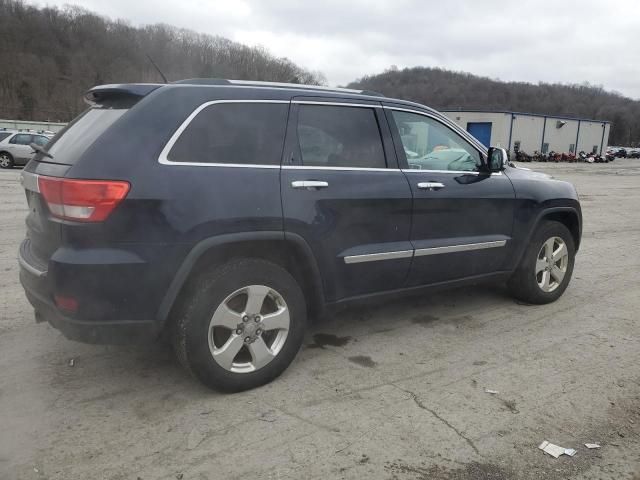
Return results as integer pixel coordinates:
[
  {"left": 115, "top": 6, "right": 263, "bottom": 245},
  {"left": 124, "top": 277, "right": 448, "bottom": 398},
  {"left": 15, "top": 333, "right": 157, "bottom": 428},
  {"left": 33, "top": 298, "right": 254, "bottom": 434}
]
[{"left": 84, "top": 83, "right": 163, "bottom": 106}]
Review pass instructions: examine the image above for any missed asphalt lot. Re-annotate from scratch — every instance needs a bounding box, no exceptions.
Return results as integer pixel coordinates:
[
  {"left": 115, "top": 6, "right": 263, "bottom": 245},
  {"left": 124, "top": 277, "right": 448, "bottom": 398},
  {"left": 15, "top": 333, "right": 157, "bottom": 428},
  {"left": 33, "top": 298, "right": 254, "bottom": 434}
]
[{"left": 1, "top": 160, "right": 639, "bottom": 480}]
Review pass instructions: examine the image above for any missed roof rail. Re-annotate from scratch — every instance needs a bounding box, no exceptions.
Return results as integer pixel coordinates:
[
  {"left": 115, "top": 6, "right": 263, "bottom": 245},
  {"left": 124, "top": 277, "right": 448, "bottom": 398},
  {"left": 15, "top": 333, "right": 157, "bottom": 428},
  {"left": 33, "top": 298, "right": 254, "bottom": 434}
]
[{"left": 172, "top": 78, "right": 384, "bottom": 97}]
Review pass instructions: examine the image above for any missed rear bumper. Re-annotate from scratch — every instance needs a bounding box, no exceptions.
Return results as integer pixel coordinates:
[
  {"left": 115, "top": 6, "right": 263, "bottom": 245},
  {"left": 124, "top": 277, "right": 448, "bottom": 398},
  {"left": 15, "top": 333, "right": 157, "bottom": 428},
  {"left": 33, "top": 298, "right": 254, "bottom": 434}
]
[
  {"left": 22, "top": 282, "right": 160, "bottom": 344},
  {"left": 19, "top": 239, "right": 164, "bottom": 344}
]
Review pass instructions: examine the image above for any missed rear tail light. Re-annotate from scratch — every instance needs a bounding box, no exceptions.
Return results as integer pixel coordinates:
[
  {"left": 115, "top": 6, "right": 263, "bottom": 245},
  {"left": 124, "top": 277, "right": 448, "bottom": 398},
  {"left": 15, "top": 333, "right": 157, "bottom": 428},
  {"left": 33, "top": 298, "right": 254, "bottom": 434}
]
[{"left": 37, "top": 176, "right": 130, "bottom": 222}]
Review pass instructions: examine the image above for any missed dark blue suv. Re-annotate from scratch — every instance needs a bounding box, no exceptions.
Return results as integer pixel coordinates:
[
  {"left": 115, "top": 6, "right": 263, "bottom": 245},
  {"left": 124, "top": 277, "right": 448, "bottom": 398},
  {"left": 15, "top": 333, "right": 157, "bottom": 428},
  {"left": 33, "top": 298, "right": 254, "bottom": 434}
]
[{"left": 18, "top": 79, "right": 581, "bottom": 391}]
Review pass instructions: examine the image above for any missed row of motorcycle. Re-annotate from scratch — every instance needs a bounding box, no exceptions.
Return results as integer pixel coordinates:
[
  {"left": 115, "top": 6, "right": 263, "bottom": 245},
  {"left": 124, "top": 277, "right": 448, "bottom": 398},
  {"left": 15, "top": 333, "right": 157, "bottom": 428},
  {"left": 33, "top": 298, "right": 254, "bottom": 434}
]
[{"left": 513, "top": 150, "right": 614, "bottom": 163}]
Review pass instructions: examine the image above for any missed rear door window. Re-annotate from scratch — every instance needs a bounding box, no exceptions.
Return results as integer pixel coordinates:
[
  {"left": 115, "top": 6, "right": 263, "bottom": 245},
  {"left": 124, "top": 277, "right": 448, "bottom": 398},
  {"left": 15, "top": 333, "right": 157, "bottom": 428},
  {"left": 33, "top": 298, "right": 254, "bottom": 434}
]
[
  {"left": 296, "top": 105, "right": 386, "bottom": 168},
  {"left": 167, "top": 103, "right": 289, "bottom": 165},
  {"left": 10, "top": 134, "right": 32, "bottom": 145}
]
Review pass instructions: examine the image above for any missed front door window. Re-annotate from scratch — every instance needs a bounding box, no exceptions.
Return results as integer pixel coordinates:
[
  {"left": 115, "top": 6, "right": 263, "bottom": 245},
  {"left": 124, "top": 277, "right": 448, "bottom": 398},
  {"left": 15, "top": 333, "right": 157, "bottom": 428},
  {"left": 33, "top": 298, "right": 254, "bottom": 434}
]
[{"left": 391, "top": 111, "right": 481, "bottom": 172}]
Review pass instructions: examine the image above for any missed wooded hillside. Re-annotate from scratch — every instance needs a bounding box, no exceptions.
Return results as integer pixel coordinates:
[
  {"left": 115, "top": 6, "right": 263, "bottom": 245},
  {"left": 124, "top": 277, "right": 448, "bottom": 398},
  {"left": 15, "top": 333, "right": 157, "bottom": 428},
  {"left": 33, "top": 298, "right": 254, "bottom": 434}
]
[
  {"left": 347, "top": 67, "right": 639, "bottom": 146},
  {"left": 0, "top": 0, "right": 324, "bottom": 122},
  {"left": 1, "top": 1, "right": 638, "bottom": 146}
]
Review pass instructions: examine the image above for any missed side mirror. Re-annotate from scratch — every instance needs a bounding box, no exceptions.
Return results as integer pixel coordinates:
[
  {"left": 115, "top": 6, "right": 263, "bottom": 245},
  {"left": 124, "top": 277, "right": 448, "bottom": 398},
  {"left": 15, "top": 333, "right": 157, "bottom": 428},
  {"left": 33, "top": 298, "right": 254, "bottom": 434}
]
[{"left": 486, "top": 147, "right": 507, "bottom": 172}]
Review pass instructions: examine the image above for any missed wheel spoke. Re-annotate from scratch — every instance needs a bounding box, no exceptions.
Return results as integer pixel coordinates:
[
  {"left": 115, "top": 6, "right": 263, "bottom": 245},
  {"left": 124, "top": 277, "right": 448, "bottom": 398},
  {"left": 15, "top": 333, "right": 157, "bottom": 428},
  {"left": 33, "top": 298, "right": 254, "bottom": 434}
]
[
  {"left": 544, "top": 238, "right": 555, "bottom": 259},
  {"left": 550, "top": 265, "right": 565, "bottom": 284},
  {"left": 212, "top": 334, "right": 244, "bottom": 370},
  {"left": 536, "top": 257, "right": 547, "bottom": 274},
  {"left": 540, "top": 270, "right": 551, "bottom": 291},
  {"left": 552, "top": 242, "right": 568, "bottom": 262},
  {"left": 261, "top": 307, "right": 290, "bottom": 331},
  {"left": 211, "top": 304, "right": 242, "bottom": 329},
  {"left": 248, "top": 337, "right": 275, "bottom": 370},
  {"left": 244, "top": 285, "right": 269, "bottom": 315}
]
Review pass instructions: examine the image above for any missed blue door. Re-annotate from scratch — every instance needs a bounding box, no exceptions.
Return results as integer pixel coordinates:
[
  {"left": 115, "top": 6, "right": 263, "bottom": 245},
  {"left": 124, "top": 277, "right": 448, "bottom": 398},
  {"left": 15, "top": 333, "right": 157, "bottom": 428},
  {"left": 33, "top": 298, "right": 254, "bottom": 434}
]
[{"left": 467, "top": 122, "right": 492, "bottom": 147}]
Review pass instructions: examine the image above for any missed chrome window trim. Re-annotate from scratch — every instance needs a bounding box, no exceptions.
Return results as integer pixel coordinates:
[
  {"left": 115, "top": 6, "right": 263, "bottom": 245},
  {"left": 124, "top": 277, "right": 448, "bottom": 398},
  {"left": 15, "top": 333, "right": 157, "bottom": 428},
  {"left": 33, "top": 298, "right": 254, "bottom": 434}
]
[
  {"left": 20, "top": 170, "right": 40, "bottom": 193},
  {"left": 283, "top": 165, "right": 400, "bottom": 172},
  {"left": 292, "top": 100, "right": 382, "bottom": 108},
  {"left": 158, "top": 100, "right": 290, "bottom": 167},
  {"left": 403, "top": 169, "right": 503, "bottom": 176},
  {"left": 344, "top": 250, "right": 413, "bottom": 264},
  {"left": 413, "top": 240, "right": 507, "bottom": 257}
]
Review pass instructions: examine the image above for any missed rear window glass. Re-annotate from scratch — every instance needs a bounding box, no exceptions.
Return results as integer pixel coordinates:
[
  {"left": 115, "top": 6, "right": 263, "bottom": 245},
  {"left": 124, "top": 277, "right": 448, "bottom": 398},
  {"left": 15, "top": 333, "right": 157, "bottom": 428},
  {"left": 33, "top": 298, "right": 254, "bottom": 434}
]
[
  {"left": 44, "top": 108, "right": 127, "bottom": 164},
  {"left": 167, "top": 103, "right": 288, "bottom": 165}
]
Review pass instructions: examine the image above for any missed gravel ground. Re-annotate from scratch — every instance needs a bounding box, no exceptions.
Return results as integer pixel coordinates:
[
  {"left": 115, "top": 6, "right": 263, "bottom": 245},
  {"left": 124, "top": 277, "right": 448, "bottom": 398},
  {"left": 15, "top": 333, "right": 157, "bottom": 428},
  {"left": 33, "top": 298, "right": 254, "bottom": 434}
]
[{"left": 1, "top": 159, "right": 639, "bottom": 480}]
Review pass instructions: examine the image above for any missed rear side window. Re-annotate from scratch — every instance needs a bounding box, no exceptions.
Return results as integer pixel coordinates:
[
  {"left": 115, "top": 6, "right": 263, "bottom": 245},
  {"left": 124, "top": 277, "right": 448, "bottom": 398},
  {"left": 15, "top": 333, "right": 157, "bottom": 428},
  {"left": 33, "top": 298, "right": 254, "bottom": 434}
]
[
  {"left": 32, "top": 135, "right": 49, "bottom": 146},
  {"left": 297, "top": 105, "right": 386, "bottom": 168},
  {"left": 167, "top": 103, "right": 289, "bottom": 165},
  {"left": 45, "top": 108, "right": 127, "bottom": 164},
  {"left": 10, "top": 134, "right": 32, "bottom": 145}
]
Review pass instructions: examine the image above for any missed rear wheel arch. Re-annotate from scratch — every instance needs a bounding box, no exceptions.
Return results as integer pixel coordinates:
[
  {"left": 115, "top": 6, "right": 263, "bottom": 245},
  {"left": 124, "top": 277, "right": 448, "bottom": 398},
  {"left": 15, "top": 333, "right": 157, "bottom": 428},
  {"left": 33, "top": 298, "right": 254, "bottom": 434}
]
[{"left": 158, "top": 232, "right": 324, "bottom": 326}]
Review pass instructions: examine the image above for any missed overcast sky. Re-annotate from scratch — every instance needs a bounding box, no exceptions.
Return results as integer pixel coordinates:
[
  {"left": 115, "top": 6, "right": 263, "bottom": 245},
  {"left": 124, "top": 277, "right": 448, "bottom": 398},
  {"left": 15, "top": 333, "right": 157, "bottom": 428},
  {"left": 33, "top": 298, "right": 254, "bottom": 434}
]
[{"left": 31, "top": 0, "right": 640, "bottom": 98}]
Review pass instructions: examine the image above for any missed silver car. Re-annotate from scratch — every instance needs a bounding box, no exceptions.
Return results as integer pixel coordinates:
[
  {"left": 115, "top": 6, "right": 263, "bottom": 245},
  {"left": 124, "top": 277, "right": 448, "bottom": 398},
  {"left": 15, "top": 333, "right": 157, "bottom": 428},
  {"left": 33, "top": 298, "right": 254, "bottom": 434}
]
[{"left": 0, "top": 131, "right": 52, "bottom": 169}]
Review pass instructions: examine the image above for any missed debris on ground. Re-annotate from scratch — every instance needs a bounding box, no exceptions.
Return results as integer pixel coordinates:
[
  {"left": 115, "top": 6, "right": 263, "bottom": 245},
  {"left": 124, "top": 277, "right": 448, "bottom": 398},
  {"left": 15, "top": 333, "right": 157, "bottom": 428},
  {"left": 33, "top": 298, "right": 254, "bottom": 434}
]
[
  {"left": 585, "top": 443, "right": 601, "bottom": 449},
  {"left": 258, "top": 410, "right": 277, "bottom": 422},
  {"left": 485, "top": 389, "right": 499, "bottom": 394},
  {"left": 538, "top": 440, "right": 577, "bottom": 458},
  {"left": 68, "top": 358, "right": 75, "bottom": 367}
]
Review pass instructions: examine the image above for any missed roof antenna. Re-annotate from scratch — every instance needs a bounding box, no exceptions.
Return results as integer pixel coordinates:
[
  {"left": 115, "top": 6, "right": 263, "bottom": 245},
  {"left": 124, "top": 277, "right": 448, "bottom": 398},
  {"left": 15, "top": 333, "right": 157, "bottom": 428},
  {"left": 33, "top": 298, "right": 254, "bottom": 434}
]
[{"left": 146, "top": 54, "right": 168, "bottom": 83}]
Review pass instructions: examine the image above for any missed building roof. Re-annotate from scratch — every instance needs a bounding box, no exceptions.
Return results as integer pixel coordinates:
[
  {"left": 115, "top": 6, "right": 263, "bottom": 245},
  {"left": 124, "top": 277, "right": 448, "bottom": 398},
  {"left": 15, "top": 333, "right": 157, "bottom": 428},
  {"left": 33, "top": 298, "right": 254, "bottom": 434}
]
[{"left": 440, "top": 108, "right": 610, "bottom": 124}]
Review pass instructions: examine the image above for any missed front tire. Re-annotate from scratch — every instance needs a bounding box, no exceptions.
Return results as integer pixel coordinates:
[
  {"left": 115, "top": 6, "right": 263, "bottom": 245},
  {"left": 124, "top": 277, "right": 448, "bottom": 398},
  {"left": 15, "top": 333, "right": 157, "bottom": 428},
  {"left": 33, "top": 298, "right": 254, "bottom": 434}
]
[
  {"left": 172, "top": 258, "right": 307, "bottom": 392},
  {"left": 508, "top": 221, "right": 575, "bottom": 304},
  {"left": 0, "top": 152, "right": 14, "bottom": 169}
]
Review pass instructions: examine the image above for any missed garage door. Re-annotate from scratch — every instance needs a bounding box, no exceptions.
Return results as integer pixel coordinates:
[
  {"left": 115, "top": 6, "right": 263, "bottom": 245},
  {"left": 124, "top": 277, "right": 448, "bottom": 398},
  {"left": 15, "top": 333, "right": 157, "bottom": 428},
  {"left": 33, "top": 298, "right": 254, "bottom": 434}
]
[{"left": 466, "top": 122, "right": 492, "bottom": 147}]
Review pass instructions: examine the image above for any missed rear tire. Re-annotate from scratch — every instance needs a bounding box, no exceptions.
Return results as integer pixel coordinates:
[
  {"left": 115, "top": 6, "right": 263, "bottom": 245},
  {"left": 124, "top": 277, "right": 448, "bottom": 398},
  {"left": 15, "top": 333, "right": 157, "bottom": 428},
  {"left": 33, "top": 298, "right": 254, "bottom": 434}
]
[
  {"left": 0, "top": 152, "right": 14, "bottom": 169},
  {"left": 508, "top": 221, "right": 575, "bottom": 304},
  {"left": 171, "top": 258, "right": 307, "bottom": 392}
]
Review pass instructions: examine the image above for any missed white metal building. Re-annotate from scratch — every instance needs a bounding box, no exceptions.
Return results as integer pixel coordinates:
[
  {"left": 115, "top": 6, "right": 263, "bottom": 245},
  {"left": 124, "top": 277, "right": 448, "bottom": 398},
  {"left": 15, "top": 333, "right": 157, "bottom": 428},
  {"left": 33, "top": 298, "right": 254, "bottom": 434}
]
[{"left": 441, "top": 110, "right": 611, "bottom": 155}]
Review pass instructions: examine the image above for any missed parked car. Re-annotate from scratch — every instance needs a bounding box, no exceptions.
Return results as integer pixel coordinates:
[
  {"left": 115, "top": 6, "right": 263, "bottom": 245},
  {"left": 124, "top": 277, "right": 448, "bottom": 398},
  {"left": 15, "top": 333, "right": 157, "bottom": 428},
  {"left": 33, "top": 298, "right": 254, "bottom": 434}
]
[
  {"left": 616, "top": 148, "right": 628, "bottom": 158},
  {"left": 18, "top": 79, "right": 582, "bottom": 392},
  {"left": 0, "top": 131, "right": 52, "bottom": 168}
]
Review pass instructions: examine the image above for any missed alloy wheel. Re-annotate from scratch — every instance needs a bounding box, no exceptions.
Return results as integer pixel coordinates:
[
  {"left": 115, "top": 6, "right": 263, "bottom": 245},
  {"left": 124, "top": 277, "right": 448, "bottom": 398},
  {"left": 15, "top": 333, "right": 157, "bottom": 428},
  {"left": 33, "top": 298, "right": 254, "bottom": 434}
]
[
  {"left": 208, "top": 285, "right": 290, "bottom": 373},
  {"left": 535, "top": 236, "right": 569, "bottom": 293}
]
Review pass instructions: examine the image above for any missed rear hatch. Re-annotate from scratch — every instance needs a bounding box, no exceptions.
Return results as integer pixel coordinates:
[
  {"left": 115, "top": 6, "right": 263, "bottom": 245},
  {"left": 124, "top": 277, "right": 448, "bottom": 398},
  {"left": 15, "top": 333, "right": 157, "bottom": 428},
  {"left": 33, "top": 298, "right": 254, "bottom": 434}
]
[{"left": 21, "top": 84, "right": 160, "bottom": 269}]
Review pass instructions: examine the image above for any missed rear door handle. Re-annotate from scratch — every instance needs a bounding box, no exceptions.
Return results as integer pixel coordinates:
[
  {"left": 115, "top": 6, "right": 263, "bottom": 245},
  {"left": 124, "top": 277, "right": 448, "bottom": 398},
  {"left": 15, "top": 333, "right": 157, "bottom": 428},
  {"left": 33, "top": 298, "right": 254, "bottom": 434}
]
[
  {"left": 417, "top": 182, "right": 445, "bottom": 190},
  {"left": 291, "top": 180, "right": 329, "bottom": 190}
]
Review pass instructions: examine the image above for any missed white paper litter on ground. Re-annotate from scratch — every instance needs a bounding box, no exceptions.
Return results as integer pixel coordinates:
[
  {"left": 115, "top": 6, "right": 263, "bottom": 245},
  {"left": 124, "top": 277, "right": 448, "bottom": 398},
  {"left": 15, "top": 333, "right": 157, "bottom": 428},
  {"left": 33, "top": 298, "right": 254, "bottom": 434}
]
[
  {"left": 538, "top": 440, "right": 577, "bottom": 458},
  {"left": 585, "top": 443, "right": 601, "bottom": 449},
  {"left": 485, "top": 389, "right": 499, "bottom": 394}
]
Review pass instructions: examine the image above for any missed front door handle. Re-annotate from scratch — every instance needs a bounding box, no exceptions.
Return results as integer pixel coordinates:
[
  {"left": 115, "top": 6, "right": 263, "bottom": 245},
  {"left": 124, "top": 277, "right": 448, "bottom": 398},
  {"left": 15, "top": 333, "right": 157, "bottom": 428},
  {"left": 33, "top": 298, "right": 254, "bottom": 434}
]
[
  {"left": 291, "top": 180, "right": 329, "bottom": 190},
  {"left": 417, "top": 182, "right": 445, "bottom": 190}
]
